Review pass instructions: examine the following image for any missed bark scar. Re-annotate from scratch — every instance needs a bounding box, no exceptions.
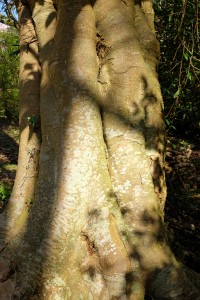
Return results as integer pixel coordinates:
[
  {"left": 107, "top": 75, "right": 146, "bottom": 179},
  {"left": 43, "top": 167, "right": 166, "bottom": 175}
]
[
  {"left": 80, "top": 232, "right": 102, "bottom": 276},
  {"left": 96, "top": 32, "right": 112, "bottom": 76}
]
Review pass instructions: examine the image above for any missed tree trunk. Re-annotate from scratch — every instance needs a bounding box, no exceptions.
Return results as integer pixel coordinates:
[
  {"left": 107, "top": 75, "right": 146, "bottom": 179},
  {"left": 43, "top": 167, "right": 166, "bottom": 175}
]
[{"left": 0, "top": 0, "right": 200, "bottom": 299}]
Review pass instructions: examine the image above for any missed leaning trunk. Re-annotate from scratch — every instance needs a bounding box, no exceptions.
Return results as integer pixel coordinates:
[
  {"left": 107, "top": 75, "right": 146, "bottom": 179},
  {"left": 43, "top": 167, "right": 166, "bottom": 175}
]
[{"left": 0, "top": 0, "right": 200, "bottom": 299}]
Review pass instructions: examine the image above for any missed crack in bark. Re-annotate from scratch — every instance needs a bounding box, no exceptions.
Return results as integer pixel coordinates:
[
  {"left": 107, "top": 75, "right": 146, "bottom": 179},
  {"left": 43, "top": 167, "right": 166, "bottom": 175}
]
[
  {"left": 0, "top": 243, "right": 9, "bottom": 254},
  {"left": 99, "top": 109, "right": 126, "bottom": 213},
  {"left": 99, "top": 108, "right": 110, "bottom": 164}
]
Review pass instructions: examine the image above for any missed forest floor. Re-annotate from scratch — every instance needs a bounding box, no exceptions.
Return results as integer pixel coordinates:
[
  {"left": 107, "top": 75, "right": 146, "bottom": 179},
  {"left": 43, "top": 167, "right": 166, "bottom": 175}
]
[{"left": 0, "top": 122, "right": 200, "bottom": 273}]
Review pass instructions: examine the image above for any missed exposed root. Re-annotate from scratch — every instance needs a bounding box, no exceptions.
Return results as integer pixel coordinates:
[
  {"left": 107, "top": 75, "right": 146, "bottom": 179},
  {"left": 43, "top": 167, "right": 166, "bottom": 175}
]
[{"left": 146, "top": 265, "right": 200, "bottom": 300}]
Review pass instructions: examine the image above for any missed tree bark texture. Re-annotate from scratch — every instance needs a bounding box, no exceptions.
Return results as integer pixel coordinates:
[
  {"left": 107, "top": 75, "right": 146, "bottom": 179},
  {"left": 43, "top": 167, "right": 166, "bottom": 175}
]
[{"left": 0, "top": 0, "right": 200, "bottom": 299}]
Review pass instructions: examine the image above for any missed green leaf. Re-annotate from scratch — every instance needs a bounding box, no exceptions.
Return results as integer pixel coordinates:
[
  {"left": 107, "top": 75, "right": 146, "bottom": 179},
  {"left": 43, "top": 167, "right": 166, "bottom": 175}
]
[
  {"left": 173, "top": 89, "right": 180, "bottom": 98},
  {"left": 184, "top": 52, "right": 189, "bottom": 61},
  {"left": 165, "top": 118, "right": 170, "bottom": 125},
  {"left": 187, "top": 72, "right": 192, "bottom": 81}
]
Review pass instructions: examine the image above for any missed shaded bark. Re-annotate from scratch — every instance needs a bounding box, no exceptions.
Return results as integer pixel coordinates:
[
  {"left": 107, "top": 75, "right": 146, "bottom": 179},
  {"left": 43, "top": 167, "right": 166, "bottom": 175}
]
[{"left": 0, "top": 0, "right": 199, "bottom": 299}]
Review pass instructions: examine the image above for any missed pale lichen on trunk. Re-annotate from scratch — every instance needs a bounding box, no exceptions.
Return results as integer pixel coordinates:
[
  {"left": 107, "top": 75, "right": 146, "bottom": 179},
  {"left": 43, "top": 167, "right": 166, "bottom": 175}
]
[{"left": 0, "top": 0, "right": 200, "bottom": 299}]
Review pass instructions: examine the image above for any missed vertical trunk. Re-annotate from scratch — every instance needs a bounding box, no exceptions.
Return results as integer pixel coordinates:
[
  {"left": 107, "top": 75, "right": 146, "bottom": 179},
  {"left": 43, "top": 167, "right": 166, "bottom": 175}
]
[
  {"left": 0, "top": 3, "right": 41, "bottom": 299},
  {"left": 0, "top": 2, "right": 41, "bottom": 247},
  {"left": 0, "top": 0, "right": 200, "bottom": 299}
]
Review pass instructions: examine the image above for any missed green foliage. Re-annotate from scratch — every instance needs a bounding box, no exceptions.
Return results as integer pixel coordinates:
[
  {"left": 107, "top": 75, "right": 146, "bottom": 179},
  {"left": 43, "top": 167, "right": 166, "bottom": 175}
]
[
  {"left": 0, "top": 27, "right": 19, "bottom": 122},
  {"left": 0, "top": 182, "right": 12, "bottom": 212},
  {"left": 0, "top": 182, "right": 12, "bottom": 201},
  {"left": 154, "top": 0, "right": 200, "bottom": 136}
]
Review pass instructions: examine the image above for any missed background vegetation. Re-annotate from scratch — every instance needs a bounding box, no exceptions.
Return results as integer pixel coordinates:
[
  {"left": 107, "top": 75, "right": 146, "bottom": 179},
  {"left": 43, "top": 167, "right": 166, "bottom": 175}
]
[
  {"left": 154, "top": 0, "right": 200, "bottom": 137},
  {"left": 154, "top": 0, "right": 200, "bottom": 272},
  {"left": 0, "top": 26, "right": 19, "bottom": 122}
]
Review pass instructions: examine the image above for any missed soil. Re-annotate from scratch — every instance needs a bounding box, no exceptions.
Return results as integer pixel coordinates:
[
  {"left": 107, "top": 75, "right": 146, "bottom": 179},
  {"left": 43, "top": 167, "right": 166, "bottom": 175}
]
[{"left": 0, "top": 122, "right": 200, "bottom": 273}]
